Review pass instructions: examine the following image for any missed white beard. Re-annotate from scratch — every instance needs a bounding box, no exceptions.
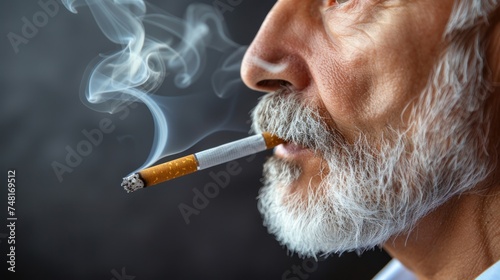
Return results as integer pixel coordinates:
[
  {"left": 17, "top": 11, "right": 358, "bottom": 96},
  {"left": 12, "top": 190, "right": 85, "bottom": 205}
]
[{"left": 251, "top": 24, "right": 494, "bottom": 257}]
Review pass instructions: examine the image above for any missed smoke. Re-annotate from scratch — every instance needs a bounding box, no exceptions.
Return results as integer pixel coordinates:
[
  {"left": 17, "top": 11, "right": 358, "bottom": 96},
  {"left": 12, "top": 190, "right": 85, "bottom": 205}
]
[{"left": 62, "top": 0, "right": 254, "bottom": 172}]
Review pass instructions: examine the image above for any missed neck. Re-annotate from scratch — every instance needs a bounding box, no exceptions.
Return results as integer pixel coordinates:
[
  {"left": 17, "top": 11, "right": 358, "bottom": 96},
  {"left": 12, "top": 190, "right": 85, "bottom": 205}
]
[{"left": 384, "top": 181, "right": 500, "bottom": 279}]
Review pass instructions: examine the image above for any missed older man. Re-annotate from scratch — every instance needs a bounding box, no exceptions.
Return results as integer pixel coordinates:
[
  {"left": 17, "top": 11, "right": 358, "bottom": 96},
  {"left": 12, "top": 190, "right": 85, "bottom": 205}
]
[{"left": 241, "top": 0, "right": 500, "bottom": 278}]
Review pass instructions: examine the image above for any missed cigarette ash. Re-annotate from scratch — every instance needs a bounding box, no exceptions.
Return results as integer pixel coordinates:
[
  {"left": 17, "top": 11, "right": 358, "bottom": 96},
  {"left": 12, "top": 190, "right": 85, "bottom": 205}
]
[{"left": 122, "top": 173, "right": 145, "bottom": 193}]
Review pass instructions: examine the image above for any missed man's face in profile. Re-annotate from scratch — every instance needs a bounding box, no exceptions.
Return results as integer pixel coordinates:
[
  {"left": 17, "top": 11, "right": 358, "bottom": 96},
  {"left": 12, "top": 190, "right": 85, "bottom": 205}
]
[{"left": 242, "top": 0, "right": 494, "bottom": 256}]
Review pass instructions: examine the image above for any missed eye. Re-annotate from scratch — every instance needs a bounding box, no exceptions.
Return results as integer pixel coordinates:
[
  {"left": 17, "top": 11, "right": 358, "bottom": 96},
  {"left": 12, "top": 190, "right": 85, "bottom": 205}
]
[{"left": 323, "top": 0, "right": 350, "bottom": 8}]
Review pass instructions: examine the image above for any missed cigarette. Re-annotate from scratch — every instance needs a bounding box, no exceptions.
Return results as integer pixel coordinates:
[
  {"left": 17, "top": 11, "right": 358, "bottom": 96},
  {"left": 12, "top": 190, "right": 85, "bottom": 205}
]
[{"left": 121, "top": 132, "right": 285, "bottom": 193}]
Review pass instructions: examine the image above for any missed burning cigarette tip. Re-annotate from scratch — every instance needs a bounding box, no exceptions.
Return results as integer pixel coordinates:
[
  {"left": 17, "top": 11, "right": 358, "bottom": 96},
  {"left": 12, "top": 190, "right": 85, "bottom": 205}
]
[{"left": 122, "top": 173, "right": 145, "bottom": 193}]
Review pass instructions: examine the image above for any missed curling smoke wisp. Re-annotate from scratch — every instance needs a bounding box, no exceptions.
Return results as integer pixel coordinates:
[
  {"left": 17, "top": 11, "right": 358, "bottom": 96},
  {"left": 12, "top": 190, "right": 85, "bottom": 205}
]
[{"left": 62, "top": 0, "right": 256, "bottom": 172}]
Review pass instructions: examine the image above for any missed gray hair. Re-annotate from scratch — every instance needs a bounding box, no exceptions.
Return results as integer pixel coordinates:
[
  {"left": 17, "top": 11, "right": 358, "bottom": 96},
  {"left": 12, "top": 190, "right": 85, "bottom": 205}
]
[{"left": 447, "top": 0, "right": 498, "bottom": 35}]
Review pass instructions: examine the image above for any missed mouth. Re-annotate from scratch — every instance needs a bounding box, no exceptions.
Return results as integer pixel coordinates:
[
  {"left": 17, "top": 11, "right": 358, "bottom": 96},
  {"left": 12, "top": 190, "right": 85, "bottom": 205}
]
[{"left": 274, "top": 141, "right": 315, "bottom": 159}]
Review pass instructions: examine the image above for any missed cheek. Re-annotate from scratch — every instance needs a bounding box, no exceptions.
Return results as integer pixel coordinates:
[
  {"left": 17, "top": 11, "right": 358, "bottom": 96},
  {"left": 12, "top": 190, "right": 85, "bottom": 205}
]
[
  {"left": 317, "top": 4, "right": 398, "bottom": 132},
  {"left": 309, "top": 26, "right": 389, "bottom": 138},
  {"left": 315, "top": 4, "right": 435, "bottom": 135},
  {"left": 314, "top": 56, "right": 373, "bottom": 131},
  {"left": 315, "top": 45, "right": 422, "bottom": 137},
  {"left": 322, "top": 0, "right": 381, "bottom": 56}
]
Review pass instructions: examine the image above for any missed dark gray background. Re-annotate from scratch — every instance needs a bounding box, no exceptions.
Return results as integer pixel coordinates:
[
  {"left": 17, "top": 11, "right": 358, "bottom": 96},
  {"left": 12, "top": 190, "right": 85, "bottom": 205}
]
[{"left": 0, "top": 0, "right": 391, "bottom": 279}]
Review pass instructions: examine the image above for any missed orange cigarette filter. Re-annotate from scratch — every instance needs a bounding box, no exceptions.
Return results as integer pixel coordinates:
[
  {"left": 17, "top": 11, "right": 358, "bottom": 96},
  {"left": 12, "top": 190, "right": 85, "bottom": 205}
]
[{"left": 122, "top": 133, "right": 285, "bottom": 193}]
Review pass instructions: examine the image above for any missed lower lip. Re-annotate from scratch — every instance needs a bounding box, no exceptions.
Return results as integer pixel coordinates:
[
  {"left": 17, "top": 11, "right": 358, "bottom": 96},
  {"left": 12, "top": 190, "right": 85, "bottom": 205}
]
[{"left": 274, "top": 143, "right": 312, "bottom": 158}]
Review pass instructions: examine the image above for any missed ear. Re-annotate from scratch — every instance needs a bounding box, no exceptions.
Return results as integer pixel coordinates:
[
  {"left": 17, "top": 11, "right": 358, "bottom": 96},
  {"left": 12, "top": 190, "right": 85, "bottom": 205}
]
[{"left": 486, "top": 6, "right": 500, "bottom": 84}]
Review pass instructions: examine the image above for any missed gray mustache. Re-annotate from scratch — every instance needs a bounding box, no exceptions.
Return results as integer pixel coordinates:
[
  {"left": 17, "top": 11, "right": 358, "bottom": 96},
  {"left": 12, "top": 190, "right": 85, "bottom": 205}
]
[{"left": 251, "top": 90, "right": 344, "bottom": 155}]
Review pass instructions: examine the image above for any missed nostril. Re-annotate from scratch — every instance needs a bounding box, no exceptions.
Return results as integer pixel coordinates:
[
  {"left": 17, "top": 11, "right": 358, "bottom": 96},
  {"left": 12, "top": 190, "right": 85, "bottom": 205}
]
[
  {"left": 256, "top": 80, "right": 275, "bottom": 88},
  {"left": 278, "top": 80, "right": 292, "bottom": 88},
  {"left": 256, "top": 79, "right": 291, "bottom": 90}
]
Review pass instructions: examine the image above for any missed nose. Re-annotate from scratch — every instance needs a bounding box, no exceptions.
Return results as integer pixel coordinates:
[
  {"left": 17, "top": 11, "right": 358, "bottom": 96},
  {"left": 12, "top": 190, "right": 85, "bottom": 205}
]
[{"left": 240, "top": 0, "right": 313, "bottom": 93}]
